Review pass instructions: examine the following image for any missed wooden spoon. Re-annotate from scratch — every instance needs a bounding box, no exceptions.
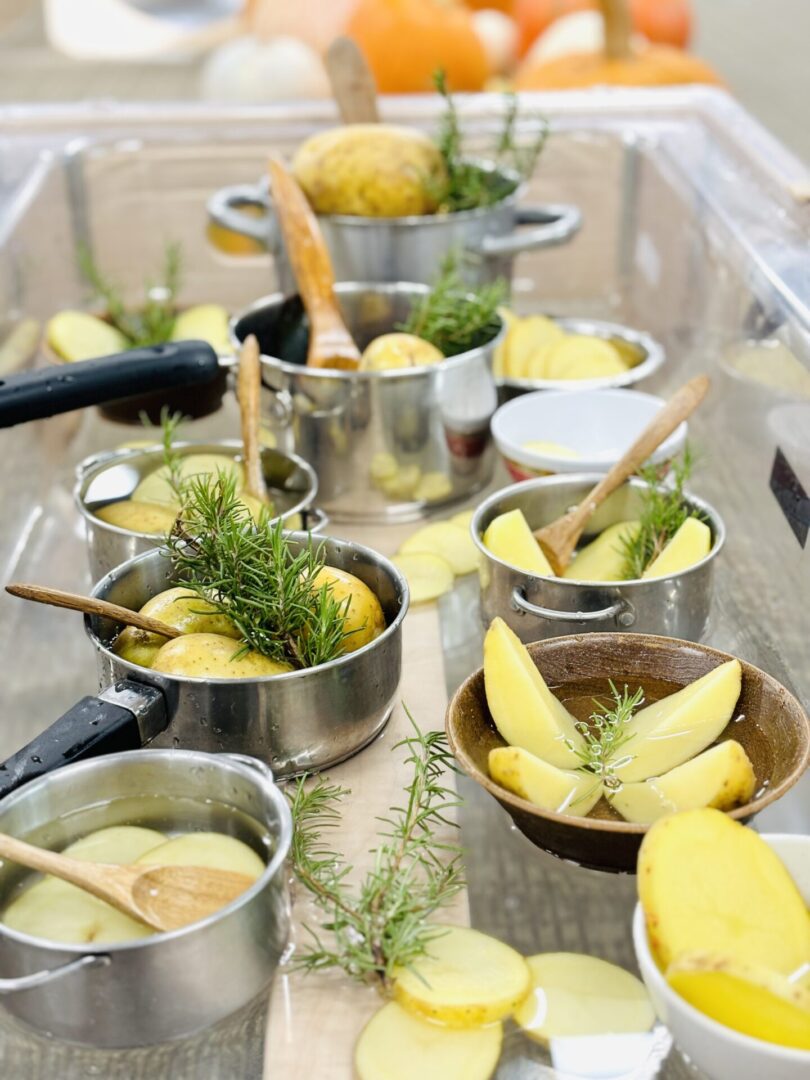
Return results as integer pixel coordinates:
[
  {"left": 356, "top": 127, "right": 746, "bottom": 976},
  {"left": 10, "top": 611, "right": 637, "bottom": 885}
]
[
  {"left": 325, "top": 36, "right": 380, "bottom": 124},
  {"left": 0, "top": 832, "right": 254, "bottom": 933},
  {"left": 267, "top": 158, "right": 361, "bottom": 371},
  {"left": 5, "top": 583, "right": 182, "bottom": 639},
  {"left": 533, "top": 375, "right": 710, "bottom": 575},
  {"left": 236, "top": 333, "right": 269, "bottom": 503}
]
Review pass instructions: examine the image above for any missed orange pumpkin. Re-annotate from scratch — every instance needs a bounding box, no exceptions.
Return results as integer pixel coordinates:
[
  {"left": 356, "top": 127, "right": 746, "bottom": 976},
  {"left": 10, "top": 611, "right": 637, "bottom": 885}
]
[
  {"left": 630, "top": 0, "right": 691, "bottom": 49},
  {"left": 345, "top": 0, "right": 489, "bottom": 93},
  {"left": 513, "top": 0, "right": 591, "bottom": 57},
  {"left": 463, "top": 0, "right": 514, "bottom": 11}
]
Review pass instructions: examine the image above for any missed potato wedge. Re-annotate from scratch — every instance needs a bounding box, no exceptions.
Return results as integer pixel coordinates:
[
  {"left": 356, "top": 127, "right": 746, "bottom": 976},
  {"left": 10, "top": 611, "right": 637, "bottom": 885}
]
[
  {"left": 483, "top": 509, "right": 553, "bottom": 576},
  {"left": 642, "top": 516, "right": 712, "bottom": 578},
  {"left": 489, "top": 746, "right": 601, "bottom": 817},
  {"left": 391, "top": 552, "right": 454, "bottom": 603},
  {"left": 514, "top": 953, "right": 655, "bottom": 1044},
  {"left": 400, "top": 522, "right": 478, "bottom": 576},
  {"left": 392, "top": 925, "right": 530, "bottom": 1028},
  {"left": 563, "top": 521, "right": 640, "bottom": 582},
  {"left": 666, "top": 953, "right": 810, "bottom": 1050},
  {"left": 47, "top": 310, "right": 129, "bottom": 363},
  {"left": 355, "top": 1002, "right": 502, "bottom": 1080},
  {"left": 638, "top": 808, "right": 810, "bottom": 974}
]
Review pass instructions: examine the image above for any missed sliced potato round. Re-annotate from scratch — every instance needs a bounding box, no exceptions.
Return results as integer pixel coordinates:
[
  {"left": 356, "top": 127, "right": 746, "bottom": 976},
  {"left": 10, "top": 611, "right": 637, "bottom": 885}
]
[
  {"left": 64, "top": 826, "right": 167, "bottom": 865},
  {"left": 413, "top": 471, "right": 453, "bottom": 503},
  {"left": 355, "top": 1002, "right": 502, "bottom": 1080},
  {"left": 136, "top": 832, "right": 265, "bottom": 879},
  {"left": 450, "top": 509, "right": 475, "bottom": 530},
  {"left": 392, "top": 925, "right": 531, "bottom": 1028},
  {"left": 400, "top": 522, "right": 478, "bottom": 576},
  {"left": 514, "top": 953, "right": 655, "bottom": 1045},
  {"left": 544, "top": 336, "right": 627, "bottom": 380},
  {"left": 391, "top": 552, "right": 454, "bottom": 604}
]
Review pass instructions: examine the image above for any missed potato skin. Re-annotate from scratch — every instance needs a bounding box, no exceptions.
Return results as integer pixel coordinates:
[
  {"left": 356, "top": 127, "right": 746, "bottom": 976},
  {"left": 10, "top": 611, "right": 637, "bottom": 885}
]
[
  {"left": 94, "top": 499, "right": 179, "bottom": 537},
  {"left": 291, "top": 124, "right": 447, "bottom": 217},
  {"left": 310, "top": 566, "right": 386, "bottom": 653},
  {"left": 151, "top": 633, "right": 292, "bottom": 678},
  {"left": 114, "top": 587, "right": 240, "bottom": 669}
]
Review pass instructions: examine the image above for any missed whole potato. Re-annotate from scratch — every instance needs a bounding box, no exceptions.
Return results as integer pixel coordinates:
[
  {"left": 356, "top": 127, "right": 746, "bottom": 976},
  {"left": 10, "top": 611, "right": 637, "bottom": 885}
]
[
  {"left": 152, "top": 633, "right": 292, "bottom": 678},
  {"left": 114, "top": 587, "right": 240, "bottom": 669},
  {"left": 311, "top": 566, "right": 386, "bottom": 653},
  {"left": 291, "top": 124, "right": 447, "bottom": 218},
  {"left": 94, "top": 499, "right": 178, "bottom": 537},
  {"left": 360, "top": 333, "right": 444, "bottom": 371}
]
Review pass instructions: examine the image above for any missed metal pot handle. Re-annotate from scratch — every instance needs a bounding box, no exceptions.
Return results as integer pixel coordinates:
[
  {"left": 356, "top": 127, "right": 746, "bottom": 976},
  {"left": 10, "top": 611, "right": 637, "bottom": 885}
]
[
  {"left": 207, "top": 183, "right": 275, "bottom": 250},
  {"left": 0, "top": 955, "right": 110, "bottom": 995},
  {"left": 472, "top": 203, "right": 582, "bottom": 260},
  {"left": 511, "top": 587, "right": 635, "bottom": 625}
]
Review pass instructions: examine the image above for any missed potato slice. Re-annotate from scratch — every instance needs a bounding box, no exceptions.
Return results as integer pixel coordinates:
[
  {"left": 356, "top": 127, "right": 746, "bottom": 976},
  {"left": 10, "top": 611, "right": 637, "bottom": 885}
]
[
  {"left": 523, "top": 440, "right": 580, "bottom": 459},
  {"left": 484, "top": 618, "right": 584, "bottom": 769},
  {"left": 370, "top": 452, "right": 399, "bottom": 484},
  {"left": 170, "top": 304, "right": 230, "bottom": 354},
  {"left": 483, "top": 509, "right": 553, "bottom": 576},
  {"left": 64, "top": 826, "right": 168, "bottom": 864},
  {"left": 309, "top": 566, "right": 386, "bottom": 653},
  {"left": 94, "top": 499, "right": 179, "bottom": 537},
  {"left": 492, "top": 306, "right": 516, "bottom": 380},
  {"left": 642, "top": 517, "right": 712, "bottom": 578},
  {"left": 450, "top": 509, "right": 475, "bottom": 530},
  {"left": 544, "top": 336, "right": 628, "bottom": 380},
  {"left": 525, "top": 341, "right": 557, "bottom": 380},
  {"left": 400, "top": 522, "right": 478, "bottom": 576},
  {"left": 413, "top": 471, "right": 453, "bottom": 503},
  {"left": 133, "top": 453, "right": 243, "bottom": 508},
  {"left": 355, "top": 1002, "right": 502, "bottom": 1080},
  {"left": 136, "top": 832, "right": 264, "bottom": 879},
  {"left": 563, "top": 521, "right": 639, "bottom": 582},
  {"left": 614, "top": 660, "right": 741, "bottom": 782},
  {"left": 392, "top": 926, "right": 530, "bottom": 1027},
  {"left": 638, "top": 808, "right": 810, "bottom": 973},
  {"left": 380, "top": 464, "right": 422, "bottom": 500},
  {"left": 47, "top": 310, "right": 129, "bottom": 362},
  {"left": 608, "top": 740, "right": 755, "bottom": 824},
  {"left": 152, "top": 633, "right": 293, "bottom": 678},
  {"left": 489, "top": 746, "right": 601, "bottom": 817},
  {"left": 514, "top": 953, "right": 655, "bottom": 1044},
  {"left": 391, "top": 552, "right": 454, "bottom": 604},
  {"left": 506, "top": 316, "right": 565, "bottom": 379},
  {"left": 666, "top": 952, "right": 810, "bottom": 1050}
]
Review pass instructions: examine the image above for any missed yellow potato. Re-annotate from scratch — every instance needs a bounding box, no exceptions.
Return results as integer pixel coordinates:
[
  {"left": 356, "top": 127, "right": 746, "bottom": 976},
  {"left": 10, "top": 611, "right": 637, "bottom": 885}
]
[
  {"left": 400, "top": 522, "right": 478, "bottom": 576},
  {"left": 525, "top": 341, "right": 558, "bottom": 380},
  {"left": 666, "top": 952, "right": 810, "bottom": 1050},
  {"left": 47, "top": 310, "right": 129, "bottom": 362},
  {"left": 309, "top": 565, "right": 386, "bottom": 653},
  {"left": 170, "top": 304, "right": 230, "bottom": 354},
  {"left": 392, "top": 926, "right": 531, "bottom": 1028},
  {"left": 291, "top": 124, "right": 447, "bottom": 217},
  {"left": 492, "top": 306, "right": 517, "bottom": 379},
  {"left": 136, "top": 832, "right": 264, "bottom": 880},
  {"left": 391, "top": 552, "right": 454, "bottom": 604},
  {"left": 642, "top": 517, "right": 712, "bottom": 578},
  {"left": 355, "top": 1002, "right": 502, "bottom": 1080},
  {"left": 514, "top": 953, "right": 655, "bottom": 1044},
  {"left": 544, "top": 335, "right": 628, "bottom": 380},
  {"left": 484, "top": 618, "right": 584, "bottom": 769},
  {"left": 132, "top": 453, "right": 243, "bottom": 508},
  {"left": 450, "top": 509, "right": 475, "bottom": 530},
  {"left": 369, "top": 452, "right": 398, "bottom": 484},
  {"left": 608, "top": 740, "right": 756, "bottom": 824},
  {"left": 64, "top": 826, "right": 168, "bottom": 865},
  {"left": 379, "top": 464, "right": 422, "bottom": 500},
  {"left": 94, "top": 499, "right": 179, "bottom": 537},
  {"left": 151, "top": 633, "right": 292, "bottom": 678},
  {"left": 563, "top": 521, "right": 640, "bottom": 582},
  {"left": 489, "top": 746, "right": 601, "bottom": 817},
  {"left": 505, "top": 315, "right": 564, "bottom": 379},
  {"left": 413, "top": 471, "right": 453, "bottom": 503},
  {"left": 483, "top": 509, "right": 553, "bottom": 576},
  {"left": 114, "top": 587, "right": 240, "bottom": 669},
  {"left": 522, "top": 440, "right": 580, "bottom": 459},
  {"left": 638, "top": 808, "right": 810, "bottom": 973},
  {"left": 360, "top": 333, "right": 444, "bottom": 371},
  {"left": 614, "top": 660, "right": 741, "bottom": 782}
]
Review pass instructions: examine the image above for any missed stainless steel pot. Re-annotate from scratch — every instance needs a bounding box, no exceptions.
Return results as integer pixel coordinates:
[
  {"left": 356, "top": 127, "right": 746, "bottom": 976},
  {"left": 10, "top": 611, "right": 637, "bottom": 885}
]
[
  {"left": 232, "top": 282, "right": 503, "bottom": 523},
  {"left": 0, "top": 535, "right": 408, "bottom": 793},
  {"left": 0, "top": 749, "right": 291, "bottom": 1047},
  {"left": 76, "top": 440, "right": 323, "bottom": 580},
  {"left": 473, "top": 475, "right": 725, "bottom": 642},
  {"left": 208, "top": 162, "right": 581, "bottom": 290}
]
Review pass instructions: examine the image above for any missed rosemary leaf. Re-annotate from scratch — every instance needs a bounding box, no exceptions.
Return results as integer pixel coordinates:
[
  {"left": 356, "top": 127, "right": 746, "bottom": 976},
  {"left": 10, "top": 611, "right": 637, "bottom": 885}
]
[{"left": 570, "top": 681, "right": 645, "bottom": 792}]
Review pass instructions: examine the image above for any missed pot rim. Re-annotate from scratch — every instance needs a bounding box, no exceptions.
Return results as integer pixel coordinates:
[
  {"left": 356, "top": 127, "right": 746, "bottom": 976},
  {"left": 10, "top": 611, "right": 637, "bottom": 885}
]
[
  {"left": 74, "top": 440, "right": 319, "bottom": 544},
  {"left": 0, "top": 748, "right": 293, "bottom": 955},
  {"left": 87, "top": 533, "right": 410, "bottom": 685},
  {"left": 471, "top": 473, "right": 727, "bottom": 586},
  {"left": 445, "top": 633, "right": 810, "bottom": 839},
  {"left": 230, "top": 280, "right": 506, "bottom": 383}
]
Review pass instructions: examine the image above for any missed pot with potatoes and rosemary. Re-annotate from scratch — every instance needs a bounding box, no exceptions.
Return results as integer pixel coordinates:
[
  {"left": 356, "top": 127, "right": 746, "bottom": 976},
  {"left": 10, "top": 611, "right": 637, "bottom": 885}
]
[
  {"left": 2, "top": 466, "right": 409, "bottom": 791},
  {"left": 209, "top": 74, "right": 580, "bottom": 290}
]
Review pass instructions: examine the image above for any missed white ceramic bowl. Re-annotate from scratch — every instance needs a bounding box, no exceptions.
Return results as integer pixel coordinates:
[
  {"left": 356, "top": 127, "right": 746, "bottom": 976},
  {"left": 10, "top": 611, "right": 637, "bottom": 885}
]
[
  {"left": 491, "top": 388, "right": 688, "bottom": 481},
  {"left": 633, "top": 834, "right": 810, "bottom": 1080}
]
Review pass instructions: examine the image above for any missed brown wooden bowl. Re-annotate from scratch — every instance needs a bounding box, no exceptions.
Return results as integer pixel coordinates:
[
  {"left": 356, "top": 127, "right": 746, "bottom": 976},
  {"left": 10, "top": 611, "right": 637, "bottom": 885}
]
[{"left": 446, "top": 633, "right": 810, "bottom": 873}]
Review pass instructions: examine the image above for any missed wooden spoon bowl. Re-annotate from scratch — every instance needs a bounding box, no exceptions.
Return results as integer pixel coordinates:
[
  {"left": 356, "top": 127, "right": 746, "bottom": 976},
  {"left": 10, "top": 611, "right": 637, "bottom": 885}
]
[{"left": 446, "top": 633, "right": 810, "bottom": 873}]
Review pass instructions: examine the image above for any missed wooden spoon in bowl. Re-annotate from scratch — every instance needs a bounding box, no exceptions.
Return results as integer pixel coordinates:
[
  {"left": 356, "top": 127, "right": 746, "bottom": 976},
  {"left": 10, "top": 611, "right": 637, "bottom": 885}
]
[
  {"left": 237, "top": 333, "right": 269, "bottom": 503},
  {"left": 533, "top": 375, "right": 710, "bottom": 575},
  {"left": 267, "top": 158, "right": 361, "bottom": 371},
  {"left": 5, "top": 583, "right": 181, "bottom": 638},
  {"left": 325, "top": 36, "right": 379, "bottom": 124},
  {"left": 0, "top": 832, "right": 254, "bottom": 933}
]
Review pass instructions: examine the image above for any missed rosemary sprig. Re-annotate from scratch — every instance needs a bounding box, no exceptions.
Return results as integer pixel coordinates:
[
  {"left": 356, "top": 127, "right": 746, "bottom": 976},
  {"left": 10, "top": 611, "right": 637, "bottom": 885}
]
[
  {"left": 620, "top": 448, "right": 703, "bottom": 580},
  {"left": 569, "top": 682, "right": 645, "bottom": 792},
  {"left": 158, "top": 406, "right": 185, "bottom": 497},
  {"left": 167, "top": 471, "right": 350, "bottom": 669},
  {"left": 399, "top": 253, "right": 505, "bottom": 355},
  {"left": 289, "top": 711, "right": 464, "bottom": 989}
]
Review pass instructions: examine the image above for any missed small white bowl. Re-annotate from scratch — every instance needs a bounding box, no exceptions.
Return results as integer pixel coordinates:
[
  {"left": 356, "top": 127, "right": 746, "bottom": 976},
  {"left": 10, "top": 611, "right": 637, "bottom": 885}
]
[
  {"left": 633, "top": 834, "right": 810, "bottom": 1080},
  {"left": 491, "top": 388, "right": 688, "bottom": 481}
]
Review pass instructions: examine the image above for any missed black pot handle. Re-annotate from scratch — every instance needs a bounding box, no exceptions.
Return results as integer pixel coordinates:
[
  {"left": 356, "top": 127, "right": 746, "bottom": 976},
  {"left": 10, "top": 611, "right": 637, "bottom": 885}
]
[
  {"left": 0, "top": 340, "right": 220, "bottom": 428},
  {"left": 0, "top": 681, "right": 167, "bottom": 800}
]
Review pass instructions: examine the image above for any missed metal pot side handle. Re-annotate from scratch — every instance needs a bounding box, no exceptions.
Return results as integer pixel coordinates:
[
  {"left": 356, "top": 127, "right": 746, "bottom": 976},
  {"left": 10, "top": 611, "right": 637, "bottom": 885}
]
[
  {"left": 511, "top": 587, "right": 635, "bottom": 626},
  {"left": 475, "top": 204, "right": 582, "bottom": 259},
  {"left": 0, "top": 955, "right": 110, "bottom": 995},
  {"left": 207, "top": 184, "right": 274, "bottom": 249}
]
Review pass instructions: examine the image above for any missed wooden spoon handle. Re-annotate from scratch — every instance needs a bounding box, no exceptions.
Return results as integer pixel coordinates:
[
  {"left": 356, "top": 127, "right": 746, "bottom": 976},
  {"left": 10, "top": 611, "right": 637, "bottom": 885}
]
[
  {"left": 267, "top": 158, "right": 361, "bottom": 371},
  {"left": 565, "top": 374, "right": 710, "bottom": 534},
  {"left": 600, "top": 0, "right": 633, "bottom": 60},
  {"left": 325, "top": 37, "right": 379, "bottom": 124},
  {"left": 5, "top": 583, "right": 182, "bottom": 639},
  {"left": 237, "top": 334, "right": 268, "bottom": 503}
]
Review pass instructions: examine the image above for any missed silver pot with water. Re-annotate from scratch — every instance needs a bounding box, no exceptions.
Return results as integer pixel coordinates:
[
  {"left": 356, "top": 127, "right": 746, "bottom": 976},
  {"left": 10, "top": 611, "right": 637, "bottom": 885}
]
[{"left": 473, "top": 475, "right": 725, "bottom": 642}]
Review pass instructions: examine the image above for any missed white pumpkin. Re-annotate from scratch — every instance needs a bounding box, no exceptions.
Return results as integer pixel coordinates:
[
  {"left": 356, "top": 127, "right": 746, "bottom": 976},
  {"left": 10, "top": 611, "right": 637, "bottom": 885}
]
[
  {"left": 200, "top": 34, "right": 329, "bottom": 102},
  {"left": 525, "top": 10, "right": 647, "bottom": 65},
  {"left": 471, "top": 9, "right": 519, "bottom": 76}
]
